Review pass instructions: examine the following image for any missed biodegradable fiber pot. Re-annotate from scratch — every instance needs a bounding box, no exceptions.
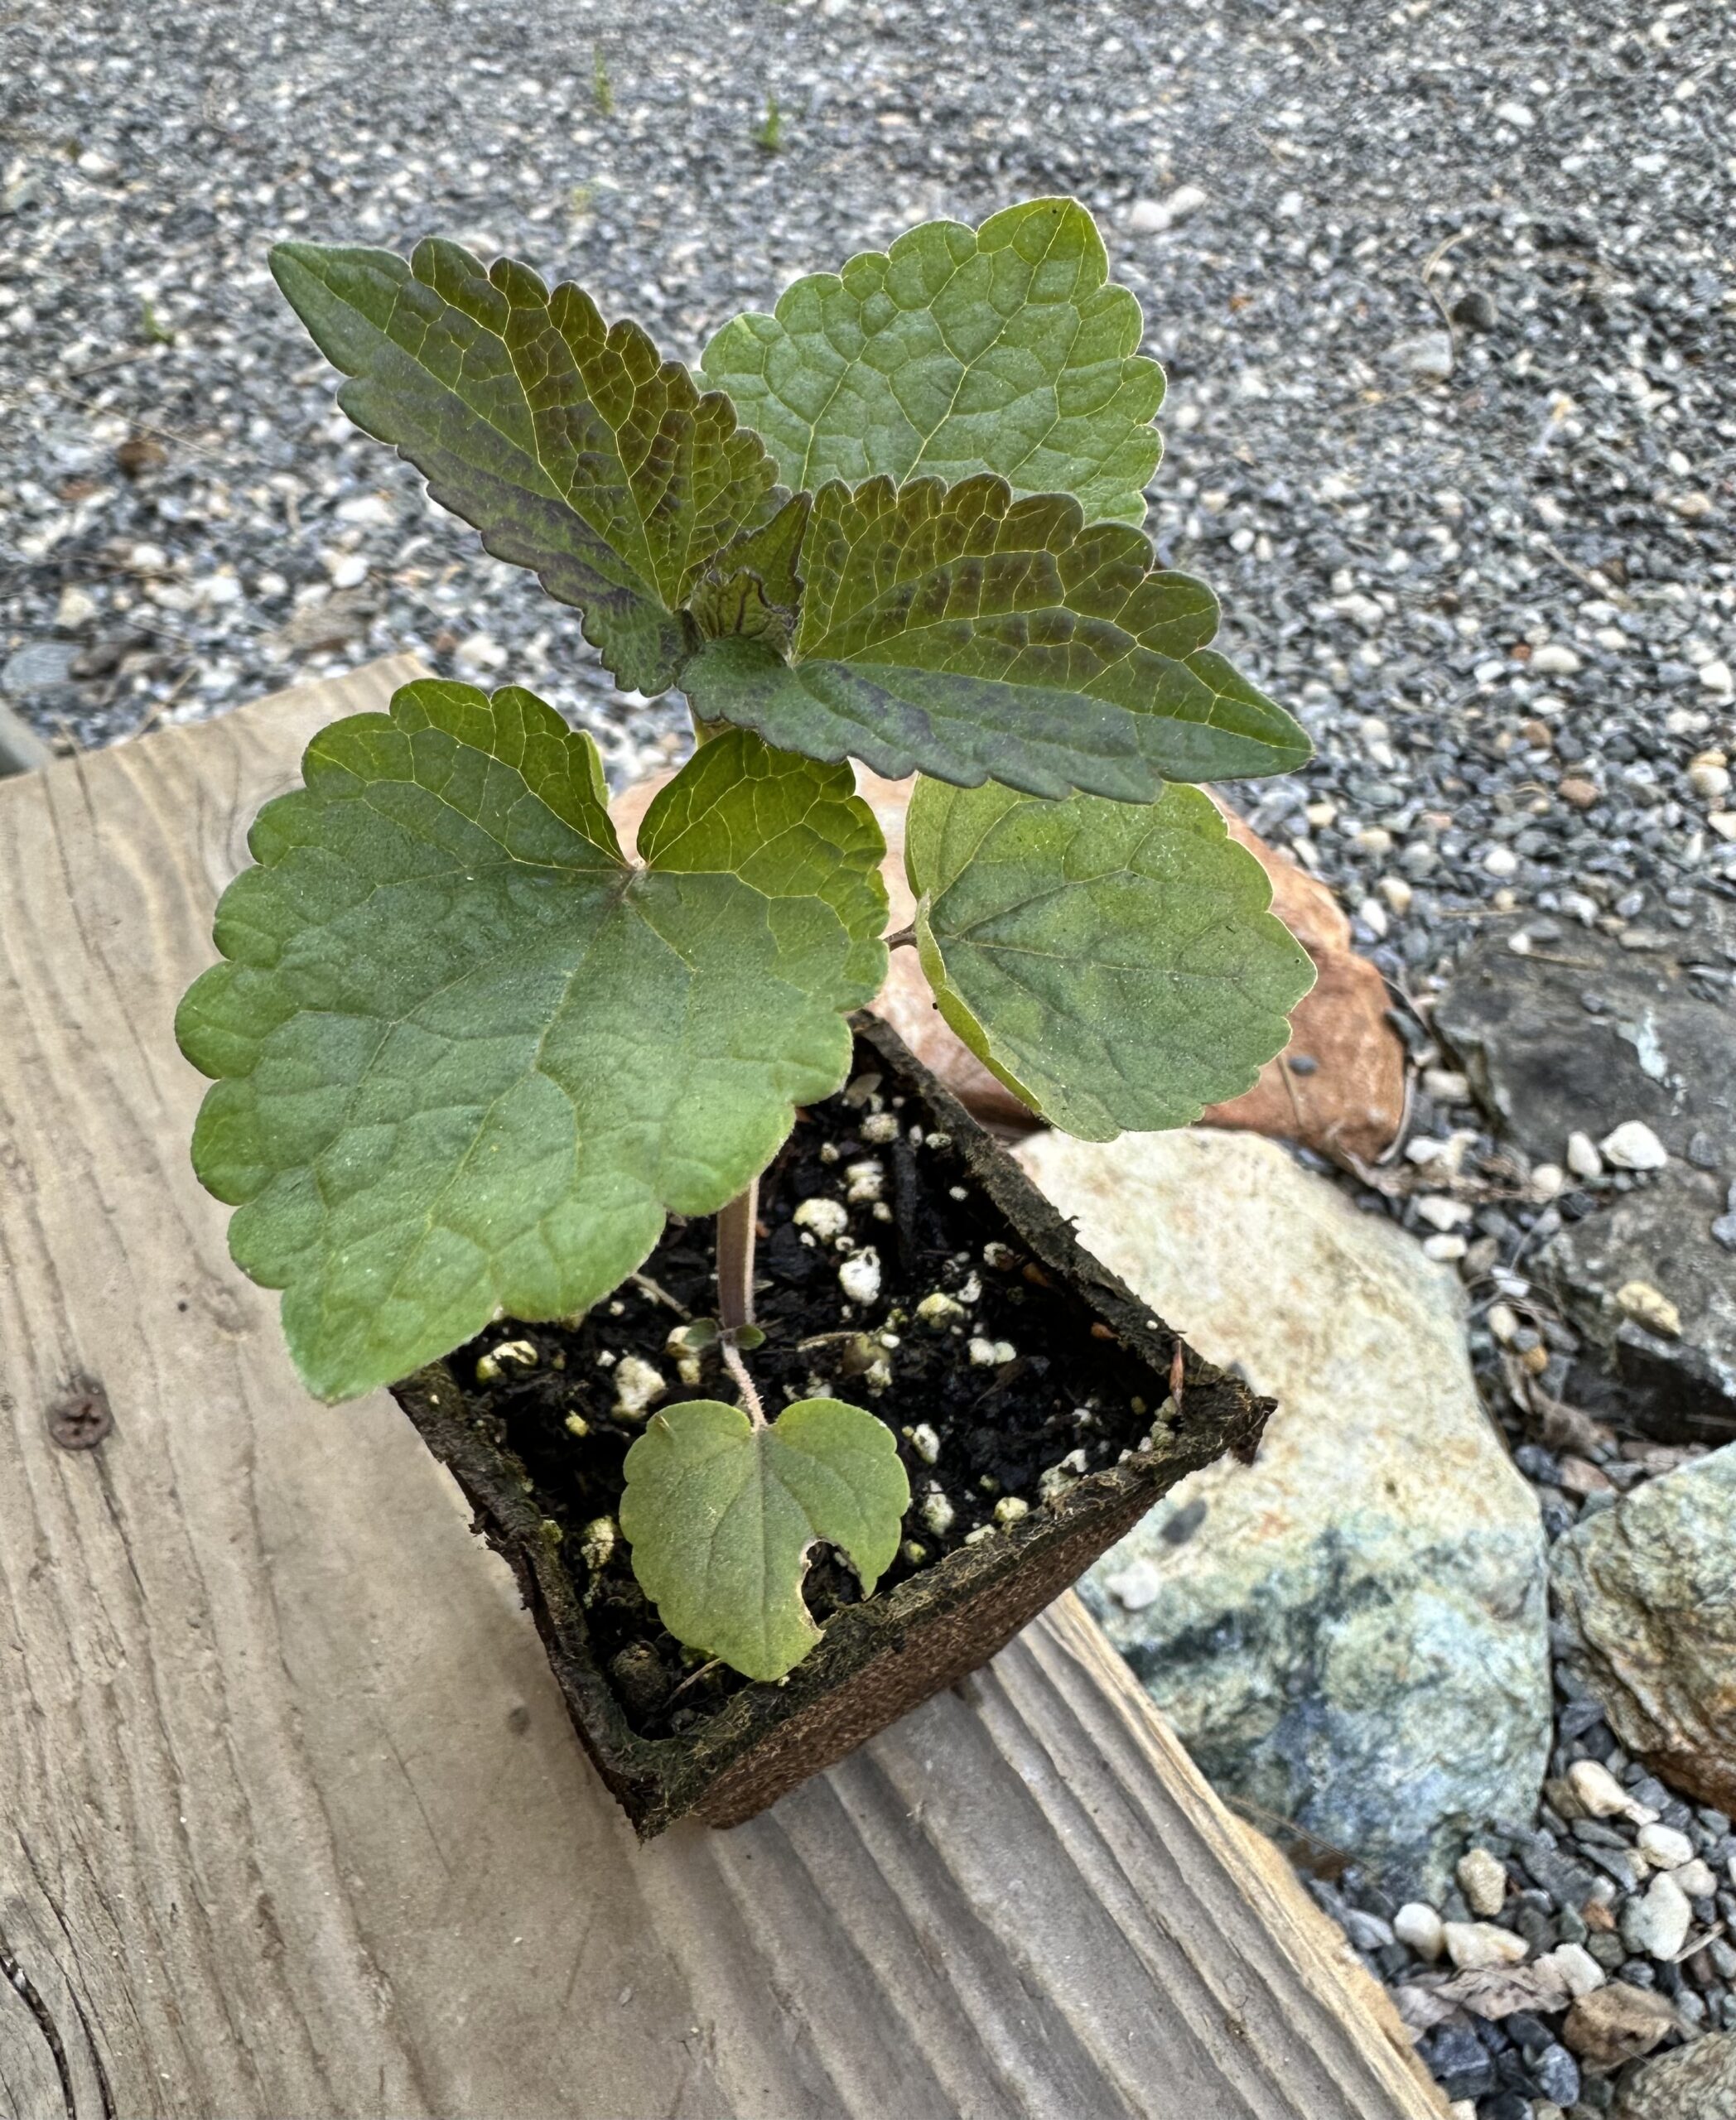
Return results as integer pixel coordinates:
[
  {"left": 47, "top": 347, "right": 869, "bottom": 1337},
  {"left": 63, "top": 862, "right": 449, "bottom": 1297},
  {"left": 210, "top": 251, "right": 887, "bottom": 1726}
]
[{"left": 390, "top": 1015, "right": 1271, "bottom": 1838}]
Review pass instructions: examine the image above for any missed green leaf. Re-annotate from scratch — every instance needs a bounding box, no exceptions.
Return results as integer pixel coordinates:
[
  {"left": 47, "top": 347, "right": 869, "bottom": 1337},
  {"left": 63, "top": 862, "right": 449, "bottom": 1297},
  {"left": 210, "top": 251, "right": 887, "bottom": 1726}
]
[
  {"left": 682, "top": 475, "right": 1309, "bottom": 801},
  {"left": 700, "top": 197, "right": 1163, "bottom": 526},
  {"left": 176, "top": 682, "right": 887, "bottom": 1402},
  {"left": 906, "top": 777, "right": 1316, "bottom": 1140},
  {"left": 687, "top": 492, "right": 811, "bottom": 653},
  {"left": 270, "top": 239, "right": 781, "bottom": 695},
  {"left": 620, "top": 1396, "right": 909, "bottom": 1680}
]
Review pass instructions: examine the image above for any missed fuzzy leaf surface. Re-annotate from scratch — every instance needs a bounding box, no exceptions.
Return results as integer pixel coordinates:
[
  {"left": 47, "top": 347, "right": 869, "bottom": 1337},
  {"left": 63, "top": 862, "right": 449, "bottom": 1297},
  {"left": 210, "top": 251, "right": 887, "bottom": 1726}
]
[
  {"left": 177, "top": 682, "right": 886, "bottom": 1402},
  {"left": 620, "top": 1396, "right": 909, "bottom": 1680},
  {"left": 271, "top": 239, "right": 780, "bottom": 694},
  {"left": 682, "top": 475, "right": 1309, "bottom": 800},
  {"left": 701, "top": 198, "right": 1163, "bottom": 525},
  {"left": 907, "top": 777, "right": 1316, "bottom": 1139}
]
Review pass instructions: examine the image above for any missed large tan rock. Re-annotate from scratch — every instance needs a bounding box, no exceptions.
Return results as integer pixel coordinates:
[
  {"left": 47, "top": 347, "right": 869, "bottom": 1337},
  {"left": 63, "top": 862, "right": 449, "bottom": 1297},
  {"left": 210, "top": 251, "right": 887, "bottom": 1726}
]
[
  {"left": 1015, "top": 1124, "right": 1550, "bottom": 1896},
  {"left": 617, "top": 763, "right": 1406, "bottom": 1159}
]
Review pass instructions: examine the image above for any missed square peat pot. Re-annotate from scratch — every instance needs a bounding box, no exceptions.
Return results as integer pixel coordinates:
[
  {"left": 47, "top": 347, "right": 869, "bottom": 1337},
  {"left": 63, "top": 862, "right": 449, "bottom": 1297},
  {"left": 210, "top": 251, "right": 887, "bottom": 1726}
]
[{"left": 390, "top": 1014, "right": 1270, "bottom": 1838}]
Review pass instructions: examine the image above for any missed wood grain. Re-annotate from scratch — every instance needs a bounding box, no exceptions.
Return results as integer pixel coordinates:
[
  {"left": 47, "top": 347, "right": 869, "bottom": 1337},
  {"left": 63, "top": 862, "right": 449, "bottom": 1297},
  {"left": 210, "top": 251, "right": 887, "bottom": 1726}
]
[{"left": 0, "top": 658, "right": 1446, "bottom": 2119}]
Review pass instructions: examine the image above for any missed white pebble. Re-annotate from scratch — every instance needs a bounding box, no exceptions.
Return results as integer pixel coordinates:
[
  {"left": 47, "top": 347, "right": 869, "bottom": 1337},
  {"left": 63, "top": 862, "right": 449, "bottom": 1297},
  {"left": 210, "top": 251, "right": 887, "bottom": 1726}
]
[
  {"left": 1697, "top": 658, "right": 1734, "bottom": 696},
  {"left": 1416, "top": 1194, "right": 1473, "bottom": 1231},
  {"left": 1422, "top": 1233, "right": 1467, "bottom": 1262},
  {"left": 1487, "top": 1302, "right": 1521, "bottom": 1345},
  {"left": 1690, "top": 761, "right": 1732, "bottom": 802},
  {"left": 1625, "top": 1871, "right": 1691, "bottom": 1960},
  {"left": 1599, "top": 1120, "right": 1668, "bottom": 1171},
  {"left": 793, "top": 1197, "right": 849, "bottom": 1241},
  {"left": 1482, "top": 846, "right": 1519, "bottom": 878},
  {"left": 1565, "top": 1130, "right": 1603, "bottom": 1179},
  {"left": 919, "top": 1489, "right": 955, "bottom": 1537},
  {"left": 1103, "top": 1556, "right": 1165, "bottom": 1612},
  {"left": 1536, "top": 1943, "right": 1604, "bottom": 1997},
  {"left": 1674, "top": 1858, "right": 1716, "bottom": 1901},
  {"left": 1529, "top": 643, "right": 1581, "bottom": 675},
  {"left": 838, "top": 1249, "right": 882, "bottom": 1306},
  {"left": 1637, "top": 1822, "right": 1695, "bottom": 1870},
  {"left": 967, "top": 1336, "right": 1016, "bottom": 1366},
  {"left": 844, "top": 1159, "right": 885, "bottom": 1202},
  {"left": 1378, "top": 874, "right": 1414, "bottom": 916},
  {"left": 1567, "top": 1757, "right": 1658, "bottom": 1824},
  {"left": 1616, "top": 1280, "right": 1681, "bottom": 1337},
  {"left": 612, "top": 1355, "right": 667, "bottom": 1421},
  {"left": 859, "top": 1110, "right": 899, "bottom": 1143},
  {"left": 1393, "top": 1903, "right": 1445, "bottom": 1960},
  {"left": 1529, "top": 1163, "right": 1565, "bottom": 1202},
  {"left": 1443, "top": 1920, "right": 1528, "bottom": 1969},
  {"left": 909, "top": 1422, "right": 941, "bottom": 1466},
  {"left": 1422, "top": 1068, "right": 1468, "bottom": 1103},
  {"left": 993, "top": 1496, "right": 1030, "bottom": 1527}
]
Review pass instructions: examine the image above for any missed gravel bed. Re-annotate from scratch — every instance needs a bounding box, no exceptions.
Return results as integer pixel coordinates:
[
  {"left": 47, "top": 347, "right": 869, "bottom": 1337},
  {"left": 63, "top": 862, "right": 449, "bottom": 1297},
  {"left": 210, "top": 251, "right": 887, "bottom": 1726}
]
[{"left": 4, "top": 5, "right": 1734, "bottom": 2113}]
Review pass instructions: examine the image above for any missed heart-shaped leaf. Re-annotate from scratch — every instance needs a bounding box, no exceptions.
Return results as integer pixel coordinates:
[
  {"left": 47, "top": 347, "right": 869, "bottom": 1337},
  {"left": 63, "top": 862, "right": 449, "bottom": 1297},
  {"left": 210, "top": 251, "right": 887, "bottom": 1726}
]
[
  {"left": 682, "top": 475, "right": 1309, "bottom": 800},
  {"left": 701, "top": 197, "right": 1163, "bottom": 526},
  {"left": 906, "top": 776, "right": 1315, "bottom": 1139},
  {"left": 620, "top": 1396, "right": 909, "bottom": 1680},
  {"left": 271, "top": 239, "right": 781, "bottom": 695},
  {"left": 176, "top": 682, "right": 887, "bottom": 1402}
]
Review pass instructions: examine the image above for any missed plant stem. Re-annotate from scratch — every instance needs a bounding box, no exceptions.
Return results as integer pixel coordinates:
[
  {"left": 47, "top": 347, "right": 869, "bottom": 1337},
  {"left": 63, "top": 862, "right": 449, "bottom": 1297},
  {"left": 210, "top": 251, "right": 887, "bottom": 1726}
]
[
  {"left": 884, "top": 925, "right": 917, "bottom": 951},
  {"left": 721, "top": 1339, "right": 767, "bottom": 1429},
  {"left": 716, "top": 1178, "right": 758, "bottom": 1333}
]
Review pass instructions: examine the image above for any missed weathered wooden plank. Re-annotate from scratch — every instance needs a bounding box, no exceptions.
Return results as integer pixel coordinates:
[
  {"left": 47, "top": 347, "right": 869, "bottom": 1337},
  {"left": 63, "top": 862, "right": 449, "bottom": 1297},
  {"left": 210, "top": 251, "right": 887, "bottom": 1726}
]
[{"left": 0, "top": 658, "right": 1445, "bottom": 2119}]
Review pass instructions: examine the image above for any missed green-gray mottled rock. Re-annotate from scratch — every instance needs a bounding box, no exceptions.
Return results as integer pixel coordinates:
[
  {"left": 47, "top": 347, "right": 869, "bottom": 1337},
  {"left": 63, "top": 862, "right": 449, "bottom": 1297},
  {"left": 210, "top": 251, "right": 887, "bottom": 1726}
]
[
  {"left": 1615, "top": 2031, "right": 1736, "bottom": 2119},
  {"left": 1016, "top": 1125, "right": 1550, "bottom": 1897}
]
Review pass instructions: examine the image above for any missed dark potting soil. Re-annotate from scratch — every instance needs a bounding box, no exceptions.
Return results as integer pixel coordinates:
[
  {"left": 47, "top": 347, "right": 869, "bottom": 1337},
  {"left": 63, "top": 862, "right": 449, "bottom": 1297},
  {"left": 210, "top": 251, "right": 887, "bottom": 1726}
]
[{"left": 455, "top": 1064, "right": 1173, "bottom": 1742}]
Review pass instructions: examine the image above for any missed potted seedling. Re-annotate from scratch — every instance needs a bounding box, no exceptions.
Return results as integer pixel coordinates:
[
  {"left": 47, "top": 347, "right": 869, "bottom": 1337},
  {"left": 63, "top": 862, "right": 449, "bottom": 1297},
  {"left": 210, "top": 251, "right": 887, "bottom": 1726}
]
[{"left": 178, "top": 198, "right": 1317, "bottom": 1834}]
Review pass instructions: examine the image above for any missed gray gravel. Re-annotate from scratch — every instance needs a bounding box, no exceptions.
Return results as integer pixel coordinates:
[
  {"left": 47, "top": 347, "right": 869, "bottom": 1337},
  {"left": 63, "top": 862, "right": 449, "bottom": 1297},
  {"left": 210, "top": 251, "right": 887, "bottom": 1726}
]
[{"left": 4, "top": 7, "right": 1734, "bottom": 2114}]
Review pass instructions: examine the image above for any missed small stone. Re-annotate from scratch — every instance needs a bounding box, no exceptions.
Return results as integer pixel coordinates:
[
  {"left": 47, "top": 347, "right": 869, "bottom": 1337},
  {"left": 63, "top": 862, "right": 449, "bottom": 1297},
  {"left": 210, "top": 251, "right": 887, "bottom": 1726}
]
[
  {"left": 838, "top": 1249, "right": 883, "bottom": 1306},
  {"left": 1558, "top": 777, "right": 1601, "bottom": 809},
  {"left": 54, "top": 584, "right": 98, "bottom": 629},
  {"left": 612, "top": 1355, "right": 667, "bottom": 1421},
  {"left": 1567, "top": 1131, "right": 1604, "bottom": 1179},
  {"left": 994, "top": 1496, "right": 1030, "bottom": 1528},
  {"left": 914, "top": 1290, "right": 966, "bottom": 1327},
  {"left": 1672, "top": 1857, "right": 1715, "bottom": 1900},
  {"left": 1127, "top": 184, "right": 1207, "bottom": 232},
  {"left": 1698, "top": 658, "right": 1734, "bottom": 696},
  {"left": 1636, "top": 1823, "right": 1695, "bottom": 1871},
  {"left": 1531, "top": 643, "right": 1583, "bottom": 677},
  {"left": 1424, "top": 1068, "right": 1469, "bottom": 1104},
  {"left": 1622, "top": 1871, "right": 1691, "bottom": 1961},
  {"left": 1449, "top": 288, "right": 1499, "bottom": 332},
  {"left": 919, "top": 1488, "right": 955, "bottom": 1537},
  {"left": 1562, "top": 1980, "right": 1680, "bottom": 2065},
  {"left": 1536, "top": 1942, "right": 1605, "bottom": 1997},
  {"left": 1458, "top": 1847, "right": 1510, "bottom": 1917},
  {"left": 1612, "top": 2033, "right": 1736, "bottom": 2120},
  {"left": 1103, "top": 1555, "right": 1165, "bottom": 1612},
  {"left": 859, "top": 1111, "right": 899, "bottom": 1144},
  {"left": 1614, "top": 1281, "right": 1682, "bottom": 1338},
  {"left": 1379, "top": 874, "right": 1414, "bottom": 916},
  {"left": 1483, "top": 845, "right": 1520, "bottom": 878},
  {"left": 1395, "top": 1901, "right": 1446, "bottom": 1959},
  {"left": 1530, "top": 1164, "right": 1565, "bottom": 1202},
  {"left": 1444, "top": 1920, "right": 1529, "bottom": 1969},
  {"left": 1422, "top": 1232, "right": 1468, "bottom": 1262},
  {"left": 1417, "top": 1194, "right": 1473, "bottom": 1232},
  {"left": 1569, "top": 1758, "right": 1658, "bottom": 1824},
  {"left": 1393, "top": 329, "right": 1454, "bottom": 383},
  {"left": 1599, "top": 1121, "right": 1669, "bottom": 1172},
  {"left": 1709, "top": 812, "right": 1736, "bottom": 843},
  {"left": 1690, "top": 762, "right": 1733, "bottom": 802},
  {"left": 909, "top": 1422, "right": 941, "bottom": 1466}
]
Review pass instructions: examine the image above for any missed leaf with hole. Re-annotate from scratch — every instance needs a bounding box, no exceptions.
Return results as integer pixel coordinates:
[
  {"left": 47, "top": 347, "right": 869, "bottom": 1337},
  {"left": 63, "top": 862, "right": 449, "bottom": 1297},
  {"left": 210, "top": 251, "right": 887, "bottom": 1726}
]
[
  {"left": 905, "top": 776, "right": 1316, "bottom": 1139},
  {"left": 701, "top": 197, "right": 1164, "bottom": 526},
  {"left": 620, "top": 1395, "right": 909, "bottom": 1680},
  {"left": 271, "top": 238, "right": 781, "bottom": 694},
  {"left": 176, "top": 682, "right": 886, "bottom": 1402},
  {"left": 682, "top": 474, "right": 1309, "bottom": 799}
]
